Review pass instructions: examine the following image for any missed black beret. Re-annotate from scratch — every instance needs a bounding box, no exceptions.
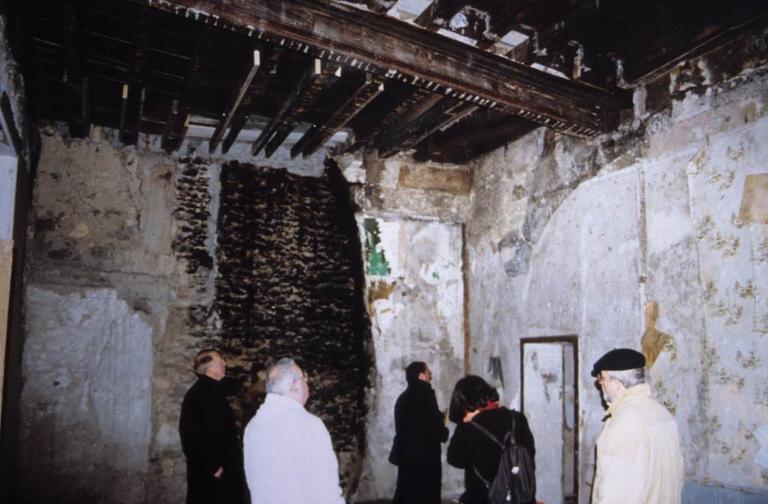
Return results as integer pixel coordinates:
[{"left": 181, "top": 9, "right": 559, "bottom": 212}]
[{"left": 591, "top": 348, "right": 646, "bottom": 377}]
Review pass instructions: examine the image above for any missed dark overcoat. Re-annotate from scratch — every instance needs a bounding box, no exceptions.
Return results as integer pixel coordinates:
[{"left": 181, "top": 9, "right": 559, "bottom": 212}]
[
  {"left": 179, "top": 375, "right": 245, "bottom": 504},
  {"left": 390, "top": 380, "right": 449, "bottom": 504},
  {"left": 447, "top": 407, "right": 536, "bottom": 504}
]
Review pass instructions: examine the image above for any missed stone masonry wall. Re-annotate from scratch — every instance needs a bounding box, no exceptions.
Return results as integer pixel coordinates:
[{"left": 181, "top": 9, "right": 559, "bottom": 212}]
[{"left": 20, "top": 130, "right": 371, "bottom": 503}]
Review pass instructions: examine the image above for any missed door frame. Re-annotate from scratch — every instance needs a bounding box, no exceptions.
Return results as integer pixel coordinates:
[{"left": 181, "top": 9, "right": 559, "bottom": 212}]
[{"left": 520, "top": 335, "right": 579, "bottom": 503}]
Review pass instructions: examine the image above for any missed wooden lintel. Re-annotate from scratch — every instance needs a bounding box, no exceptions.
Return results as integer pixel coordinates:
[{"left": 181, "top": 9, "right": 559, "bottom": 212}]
[
  {"left": 292, "top": 75, "right": 384, "bottom": 158},
  {"left": 209, "top": 49, "right": 261, "bottom": 153},
  {"left": 139, "top": 0, "right": 629, "bottom": 137},
  {"left": 378, "top": 97, "right": 478, "bottom": 158}
]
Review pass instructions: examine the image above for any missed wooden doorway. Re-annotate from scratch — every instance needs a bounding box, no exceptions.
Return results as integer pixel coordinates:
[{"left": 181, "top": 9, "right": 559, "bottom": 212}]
[{"left": 521, "top": 336, "right": 579, "bottom": 504}]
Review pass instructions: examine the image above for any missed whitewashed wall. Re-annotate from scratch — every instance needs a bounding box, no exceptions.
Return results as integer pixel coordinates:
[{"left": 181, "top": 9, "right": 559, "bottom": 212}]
[
  {"left": 465, "top": 39, "right": 768, "bottom": 503},
  {"left": 356, "top": 216, "right": 466, "bottom": 501}
]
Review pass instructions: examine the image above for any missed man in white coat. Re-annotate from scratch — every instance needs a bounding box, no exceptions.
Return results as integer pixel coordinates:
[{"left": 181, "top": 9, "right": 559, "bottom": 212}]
[
  {"left": 243, "top": 357, "right": 345, "bottom": 504},
  {"left": 591, "top": 348, "right": 684, "bottom": 504}
]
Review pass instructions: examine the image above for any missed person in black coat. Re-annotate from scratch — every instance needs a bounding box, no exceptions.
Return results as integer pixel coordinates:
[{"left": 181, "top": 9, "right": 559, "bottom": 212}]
[
  {"left": 389, "top": 361, "right": 449, "bottom": 504},
  {"left": 447, "top": 375, "right": 536, "bottom": 504},
  {"left": 179, "top": 349, "right": 245, "bottom": 504}
]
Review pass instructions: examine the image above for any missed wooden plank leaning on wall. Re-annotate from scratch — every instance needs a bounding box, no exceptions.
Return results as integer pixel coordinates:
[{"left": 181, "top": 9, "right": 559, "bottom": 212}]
[{"left": 0, "top": 240, "right": 13, "bottom": 422}]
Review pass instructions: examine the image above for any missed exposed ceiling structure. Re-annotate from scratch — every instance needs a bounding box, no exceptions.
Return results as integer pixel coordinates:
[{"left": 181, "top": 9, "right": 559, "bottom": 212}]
[{"left": 9, "top": 0, "right": 768, "bottom": 163}]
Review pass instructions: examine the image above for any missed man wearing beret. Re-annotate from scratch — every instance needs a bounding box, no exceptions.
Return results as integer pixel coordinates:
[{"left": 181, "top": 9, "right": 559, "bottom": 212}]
[{"left": 591, "top": 348, "right": 684, "bottom": 504}]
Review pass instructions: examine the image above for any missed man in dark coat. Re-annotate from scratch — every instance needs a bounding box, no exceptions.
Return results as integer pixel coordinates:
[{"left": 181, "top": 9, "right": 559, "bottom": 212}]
[
  {"left": 390, "top": 361, "right": 449, "bottom": 504},
  {"left": 179, "top": 349, "right": 245, "bottom": 504}
]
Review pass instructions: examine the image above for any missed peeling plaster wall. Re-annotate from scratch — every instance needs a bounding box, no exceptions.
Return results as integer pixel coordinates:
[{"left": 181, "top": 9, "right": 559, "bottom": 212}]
[
  {"left": 20, "top": 129, "right": 372, "bottom": 503},
  {"left": 465, "top": 29, "right": 768, "bottom": 502},
  {"left": 355, "top": 216, "right": 466, "bottom": 500}
]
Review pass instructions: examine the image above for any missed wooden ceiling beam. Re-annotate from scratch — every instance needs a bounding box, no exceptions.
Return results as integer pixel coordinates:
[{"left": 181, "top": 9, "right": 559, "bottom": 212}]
[
  {"left": 252, "top": 58, "right": 340, "bottom": 156},
  {"left": 139, "top": 0, "right": 628, "bottom": 137},
  {"left": 208, "top": 49, "right": 261, "bottom": 153},
  {"left": 119, "top": 6, "right": 151, "bottom": 144},
  {"left": 220, "top": 48, "right": 283, "bottom": 153},
  {"left": 377, "top": 96, "right": 478, "bottom": 158},
  {"left": 342, "top": 87, "right": 437, "bottom": 153},
  {"left": 63, "top": 2, "right": 90, "bottom": 138},
  {"left": 413, "top": 110, "right": 538, "bottom": 163},
  {"left": 290, "top": 73, "right": 384, "bottom": 158},
  {"left": 163, "top": 24, "right": 207, "bottom": 152}
]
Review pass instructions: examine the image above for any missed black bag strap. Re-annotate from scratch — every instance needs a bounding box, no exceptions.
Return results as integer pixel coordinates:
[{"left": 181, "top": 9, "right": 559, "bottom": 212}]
[{"left": 468, "top": 409, "right": 519, "bottom": 488}]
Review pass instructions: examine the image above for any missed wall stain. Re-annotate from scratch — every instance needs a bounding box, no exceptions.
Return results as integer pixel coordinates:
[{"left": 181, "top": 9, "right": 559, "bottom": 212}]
[
  {"left": 363, "top": 218, "right": 391, "bottom": 277},
  {"left": 641, "top": 301, "right": 677, "bottom": 367},
  {"left": 367, "top": 280, "right": 396, "bottom": 306},
  {"left": 736, "top": 350, "right": 761, "bottom": 369}
]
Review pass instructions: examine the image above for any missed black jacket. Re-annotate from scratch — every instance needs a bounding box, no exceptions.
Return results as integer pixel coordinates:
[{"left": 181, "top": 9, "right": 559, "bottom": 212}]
[
  {"left": 447, "top": 407, "right": 536, "bottom": 504},
  {"left": 390, "top": 380, "right": 449, "bottom": 504},
  {"left": 179, "top": 375, "right": 244, "bottom": 504}
]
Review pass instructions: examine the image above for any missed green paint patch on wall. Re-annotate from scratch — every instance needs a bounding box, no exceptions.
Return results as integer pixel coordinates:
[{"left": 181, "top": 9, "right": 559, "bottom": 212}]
[{"left": 364, "top": 218, "right": 391, "bottom": 276}]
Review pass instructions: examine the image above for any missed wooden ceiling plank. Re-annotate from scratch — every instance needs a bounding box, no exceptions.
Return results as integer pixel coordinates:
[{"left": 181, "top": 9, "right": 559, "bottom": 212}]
[
  {"left": 291, "top": 74, "right": 384, "bottom": 158},
  {"left": 209, "top": 49, "right": 261, "bottom": 153},
  {"left": 139, "top": 0, "right": 628, "bottom": 137}
]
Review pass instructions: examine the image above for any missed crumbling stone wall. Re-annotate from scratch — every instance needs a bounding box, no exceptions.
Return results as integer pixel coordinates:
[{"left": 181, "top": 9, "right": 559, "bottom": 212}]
[
  {"left": 465, "top": 27, "right": 768, "bottom": 503},
  {"left": 20, "top": 131, "right": 371, "bottom": 503}
]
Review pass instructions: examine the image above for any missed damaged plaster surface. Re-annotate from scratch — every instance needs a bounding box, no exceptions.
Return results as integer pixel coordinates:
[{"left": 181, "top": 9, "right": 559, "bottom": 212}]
[
  {"left": 356, "top": 216, "right": 465, "bottom": 500},
  {"left": 21, "top": 286, "right": 153, "bottom": 503},
  {"left": 21, "top": 128, "right": 372, "bottom": 503},
  {"left": 464, "top": 28, "right": 768, "bottom": 503}
]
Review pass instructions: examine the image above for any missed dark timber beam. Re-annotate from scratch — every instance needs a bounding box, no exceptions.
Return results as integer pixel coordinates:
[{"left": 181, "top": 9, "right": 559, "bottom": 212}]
[
  {"left": 343, "top": 87, "right": 437, "bottom": 153},
  {"left": 163, "top": 24, "right": 207, "bottom": 152},
  {"left": 161, "top": 98, "right": 180, "bottom": 152},
  {"left": 252, "top": 58, "right": 340, "bottom": 156},
  {"left": 377, "top": 96, "right": 478, "bottom": 158},
  {"left": 291, "top": 73, "right": 384, "bottom": 158},
  {"left": 120, "top": 6, "right": 151, "bottom": 145},
  {"left": 221, "top": 48, "right": 283, "bottom": 153},
  {"left": 209, "top": 49, "right": 261, "bottom": 153},
  {"left": 414, "top": 110, "right": 538, "bottom": 163},
  {"left": 139, "top": 0, "right": 629, "bottom": 137}
]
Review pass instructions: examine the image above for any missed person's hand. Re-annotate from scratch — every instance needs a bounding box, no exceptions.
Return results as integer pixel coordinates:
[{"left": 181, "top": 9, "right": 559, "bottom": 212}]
[
  {"left": 214, "top": 467, "right": 224, "bottom": 478},
  {"left": 463, "top": 409, "right": 480, "bottom": 423}
]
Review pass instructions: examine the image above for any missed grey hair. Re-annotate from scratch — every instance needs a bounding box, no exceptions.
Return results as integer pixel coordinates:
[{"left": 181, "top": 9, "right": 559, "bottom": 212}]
[
  {"left": 266, "top": 357, "right": 302, "bottom": 395},
  {"left": 606, "top": 367, "right": 646, "bottom": 388}
]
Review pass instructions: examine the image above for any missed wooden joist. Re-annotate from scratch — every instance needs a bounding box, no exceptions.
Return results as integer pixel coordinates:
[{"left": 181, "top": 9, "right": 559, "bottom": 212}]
[
  {"left": 209, "top": 49, "right": 261, "bottom": 153},
  {"left": 140, "top": 0, "right": 629, "bottom": 137},
  {"left": 413, "top": 110, "right": 538, "bottom": 163},
  {"left": 290, "top": 73, "right": 384, "bottom": 158},
  {"left": 221, "top": 48, "right": 283, "bottom": 153},
  {"left": 377, "top": 96, "right": 478, "bottom": 158},
  {"left": 251, "top": 58, "right": 340, "bottom": 157}
]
